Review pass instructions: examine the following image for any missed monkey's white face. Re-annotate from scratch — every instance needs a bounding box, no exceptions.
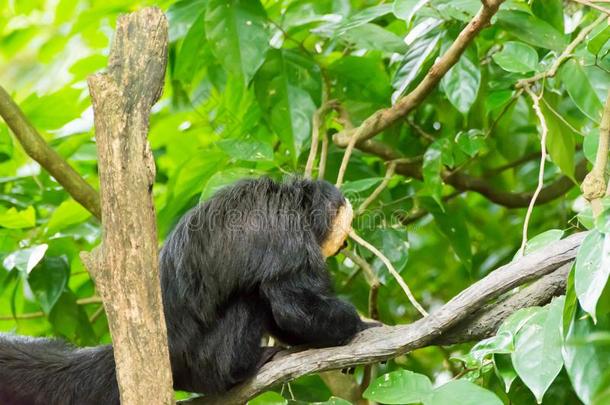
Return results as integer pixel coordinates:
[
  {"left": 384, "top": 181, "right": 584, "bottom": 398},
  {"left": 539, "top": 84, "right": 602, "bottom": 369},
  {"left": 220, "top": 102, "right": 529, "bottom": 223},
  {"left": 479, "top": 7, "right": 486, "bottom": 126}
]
[{"left": 321, "top": 199, "right": 353, "bottom": 258}]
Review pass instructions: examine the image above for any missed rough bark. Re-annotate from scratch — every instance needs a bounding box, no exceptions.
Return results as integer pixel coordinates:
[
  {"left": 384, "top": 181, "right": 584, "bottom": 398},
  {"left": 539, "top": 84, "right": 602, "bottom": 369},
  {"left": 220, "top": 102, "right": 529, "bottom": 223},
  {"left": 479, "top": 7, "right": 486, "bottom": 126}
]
[
  {"left": 80, "top": 8, "right": 174, "bottom": 405},
  {"left": 184, "top": 232, "right": 585, "bottom": 404}
]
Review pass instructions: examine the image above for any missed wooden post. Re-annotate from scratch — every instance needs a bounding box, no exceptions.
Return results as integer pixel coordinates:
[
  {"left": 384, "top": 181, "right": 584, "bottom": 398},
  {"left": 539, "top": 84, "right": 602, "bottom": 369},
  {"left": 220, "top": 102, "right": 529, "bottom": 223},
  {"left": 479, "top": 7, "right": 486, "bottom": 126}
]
[{"left": 81, "top": 7, "right": 174, "bottom": 404}]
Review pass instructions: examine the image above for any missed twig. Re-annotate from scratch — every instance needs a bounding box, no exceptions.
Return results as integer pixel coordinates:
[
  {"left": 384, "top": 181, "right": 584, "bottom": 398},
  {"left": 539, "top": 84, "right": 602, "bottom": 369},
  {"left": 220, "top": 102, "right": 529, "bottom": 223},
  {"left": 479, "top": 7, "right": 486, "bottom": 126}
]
[
  {"left": 582, "top": 88, "right": 610, "bottom": 215},
  {"left": 0, "top": 86, "right": 102, "bottom": 219},
  {"left": 0, "top": 296, "right": 103, "bottom": 321},
  {"left": 570, "top": 0, "right": 610, "bottom": 15},
  {"left": 348, "top": 229, "right": 428, "bottom": 317},
  {"left": 356, "top": 162, "right": 397, "bottom": 215},
  {"left": 334, "top": 0, "right": 506, "bottom": 147},
  {"left": 305, "top": 101, "right": 337, "bottom": 178},
  {"left": 342, "top": 250, "right": 381, "bottom": 320},
  {"left": 518, "top": 87, "right": 549, "bottom": 257},
  {"left": 517, "top": 14, "right": 607, "bottom": 89}
]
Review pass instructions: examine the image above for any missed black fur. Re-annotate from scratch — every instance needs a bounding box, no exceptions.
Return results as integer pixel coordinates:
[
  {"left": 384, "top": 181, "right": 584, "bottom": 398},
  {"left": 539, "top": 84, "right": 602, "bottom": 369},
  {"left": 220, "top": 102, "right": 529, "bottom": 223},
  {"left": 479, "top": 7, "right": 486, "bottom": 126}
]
[{"left": 0, "top": 177, "right": 366, "bottom": 404}]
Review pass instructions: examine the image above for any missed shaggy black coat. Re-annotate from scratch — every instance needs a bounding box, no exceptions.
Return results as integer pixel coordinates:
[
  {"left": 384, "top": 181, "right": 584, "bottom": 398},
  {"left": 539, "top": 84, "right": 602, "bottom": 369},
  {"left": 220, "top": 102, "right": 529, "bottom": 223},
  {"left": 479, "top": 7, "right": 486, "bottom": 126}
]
[{"left": 0, "top": 177, "right": 366, "bottom": 404}]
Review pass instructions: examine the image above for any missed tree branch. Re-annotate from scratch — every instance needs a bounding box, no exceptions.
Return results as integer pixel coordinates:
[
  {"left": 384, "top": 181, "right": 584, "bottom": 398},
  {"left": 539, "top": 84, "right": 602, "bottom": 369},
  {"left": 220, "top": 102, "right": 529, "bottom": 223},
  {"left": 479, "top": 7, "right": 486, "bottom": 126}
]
[
  {"left": 80, "top": 8, "right": 174, "bottom": 405},
  {"left": 435, "top": 262, "right": 571, "bottom": 345},
  {"left": 185, "top": 232, "right": 585, "bottom": 404},
  {"left": 346, "top": 138, "right": 586, "bottom": 208},
  {"left": 334, "top": 0, "right": 506, "bottom": 147},
  {"left": 0, "top": 87, "right": 102, "bottom": 219},
  {"left": 581, "top": 88, "right": 610, "bottom": 215}
]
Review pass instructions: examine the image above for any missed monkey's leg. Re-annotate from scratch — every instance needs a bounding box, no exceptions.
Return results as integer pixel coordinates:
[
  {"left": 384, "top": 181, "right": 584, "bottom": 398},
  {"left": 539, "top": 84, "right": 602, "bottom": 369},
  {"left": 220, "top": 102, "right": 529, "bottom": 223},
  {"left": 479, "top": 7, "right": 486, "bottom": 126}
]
[
  {"left": 182, "top": 296, "right": 267, "bottom": 394},
  {"left": 261, "top": 272, "right": 366, "bottom": 348}
]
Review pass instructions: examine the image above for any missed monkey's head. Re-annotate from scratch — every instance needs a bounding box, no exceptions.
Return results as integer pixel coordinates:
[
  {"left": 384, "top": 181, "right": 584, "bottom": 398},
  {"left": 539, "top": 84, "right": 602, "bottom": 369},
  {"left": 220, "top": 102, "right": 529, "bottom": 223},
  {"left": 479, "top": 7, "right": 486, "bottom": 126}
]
[{"left": 297, "top": 179, "right": 353, "bottom": 258}]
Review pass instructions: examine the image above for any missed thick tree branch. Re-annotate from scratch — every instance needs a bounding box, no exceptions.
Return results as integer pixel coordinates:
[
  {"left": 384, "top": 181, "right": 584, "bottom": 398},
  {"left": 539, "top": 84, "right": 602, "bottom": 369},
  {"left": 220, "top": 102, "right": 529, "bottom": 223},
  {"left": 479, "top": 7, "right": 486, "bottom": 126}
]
[
  {"left": 334, "top": 0, "right": 505, "bottom": 147},
  {"left": 435, "top": 262, "right": 571, "bottom": 345},
  {"left": 186, "top": 232, "right": 585, "bottom": 404},
  {"left": 0, "top": 86, "right": 101, "bottom": 219},
  {"left": 80, "top": 8, "right": 174, "bottom": 405},
  {"left": 348, "top": 138, "right": 586, "bottom": 208}
]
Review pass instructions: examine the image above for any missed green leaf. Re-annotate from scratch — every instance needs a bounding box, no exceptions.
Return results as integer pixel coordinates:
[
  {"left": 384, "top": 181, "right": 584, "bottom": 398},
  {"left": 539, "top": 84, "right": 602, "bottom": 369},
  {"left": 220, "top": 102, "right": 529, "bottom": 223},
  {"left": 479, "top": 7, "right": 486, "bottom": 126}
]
[
  {"left": 558, "top": 59, "right": 604, "bottom": 121},
  {"left": 333, "top": 4, "right": 393, "bottom": 35},
  {"left": 575, "top": 230, "right": 610, "bottom": 322},
  {"left": 217, "top": 138, "right": 273, "bottom": 162},
  {"left": 421, "top": 198, "right": 473, "bottom": 271},
  {"left": 175, "top": 11, "right": 209, "bottom": 85},
  {"left": 469, "top": 331, "right": 514, "bottom": 364},
  {"left": 340, "top": 177, "right": 384, "bottom": 194},
  {"left": 21, "top": 88, "right": 86, "bottom": 131},
  {"left": 393, "top": 0, "right": 428, "bottom": 24},
  {"left": 497, "top": 11, "right": 568, "bottom": 51},
  {"left": 205, "top": 0, "right": 270, "bottom": 85},
  {"left": 588, "top": 25, "right": 610, "bottom": 55},
  {"left": 531, "top": 0, "right": 563, "bottom": 33},
  {"left": 511, "top": 297, "right": 565, "bottom": 403},
  {"left": 492, "top": 41, "right": 539, "bottom": 73},
  {"left": 49, "top": 290, "right": 96, "bottom": 345},
  {"left": 422, "top": 142, "right": 443, "bottom": 205},
  {"left": 584, "top": 128, "right": 600, "bottom": 164},
  {"left": 392, "top": 33, "right": 441, "bottom": 103},
  {"left": 47, "top": 199, "right": 92, "bottom": 235},
  {"left": 596, "top": 209, "right": 610, "bottom": 234},
  {"left": 366, "top": 228, "right": 410, "bottom": 284},
  {"left": 563, "top": 307, "right": 610, "bottom": 404},
  {"left": 455, "top": 129, "right": 485, "bottom": 157},
  {"left": 494, "top": 353, "right": 518, "bottom": 393},
  {"left": 315, "top": 397, "right": 353, "bottom": 405},
  {"left": 498, "top": 306, "right": 545, "bottom": 336},
  {"left": 200, "top": 168, "right": 261, "bottom": 201},
  {"left": 255, "top": 50, "right": 318, "bottom": 165},
  {"left": 330, "top": 55, "right": 392, "bottom": 104},
  {"left": 0, "top": 206, "right": 35, "bottom": 229},
  {"left": 522, "top": 229, "right": 565, "bottom": 257},
  {"left": 27, "top": 256, "right": 69, "bottom": 313},
  {"left": 485, "top": 90, "right": 514, "bottom": 111},
  {"left": 342, "top": 23, "right": 407, "bottom": 53},
  {"left": 2, "top": 244, "right": 48, "bottom": 273},
  {"left": 424, "top": 380, "right": 502, "bottom": 405},
  {"left": 540, "top": 97, "right": 576, "bottom": 179},
  {"left": 167, "top": 0, "right": 207, "bottom": 41},
  {"left": 363, "top": 369, "right": 433, "bottom": 404},
  {"left": 441, "top": 44, "right": 480, "bottom": 114},
  {"left": 248, "top": 391, "right": 288, "bottom": 405}
]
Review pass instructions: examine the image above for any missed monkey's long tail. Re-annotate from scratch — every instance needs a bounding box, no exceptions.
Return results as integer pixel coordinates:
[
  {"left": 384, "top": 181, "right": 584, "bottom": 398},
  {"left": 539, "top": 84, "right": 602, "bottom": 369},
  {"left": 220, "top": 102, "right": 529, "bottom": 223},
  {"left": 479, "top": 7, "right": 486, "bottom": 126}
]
[{"left": 0, "top": 333, "right": 119, "bottom": 405}]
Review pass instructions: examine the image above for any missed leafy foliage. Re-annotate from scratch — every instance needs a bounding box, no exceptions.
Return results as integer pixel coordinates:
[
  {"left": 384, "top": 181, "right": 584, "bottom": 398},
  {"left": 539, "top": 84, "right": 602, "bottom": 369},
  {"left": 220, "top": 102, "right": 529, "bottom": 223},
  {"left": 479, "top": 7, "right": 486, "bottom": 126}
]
[{"left": 0, "top": 0, "right": 609, "bottom": 403}]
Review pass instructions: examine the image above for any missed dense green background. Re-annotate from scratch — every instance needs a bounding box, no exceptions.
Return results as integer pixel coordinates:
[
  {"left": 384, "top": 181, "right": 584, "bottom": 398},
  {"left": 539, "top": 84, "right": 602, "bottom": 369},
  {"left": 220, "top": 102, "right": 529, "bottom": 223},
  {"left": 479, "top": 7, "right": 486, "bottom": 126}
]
[{"left": 0, "top": 0, "right": 609, "bottom": 403}]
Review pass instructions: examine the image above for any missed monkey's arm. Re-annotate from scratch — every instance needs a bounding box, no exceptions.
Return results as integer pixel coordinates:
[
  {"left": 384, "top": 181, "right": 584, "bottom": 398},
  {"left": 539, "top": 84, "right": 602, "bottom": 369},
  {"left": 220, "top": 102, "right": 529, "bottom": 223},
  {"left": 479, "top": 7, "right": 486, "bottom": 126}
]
[{"left": 261, "top": 271, "right": 367, "bottom": 347}]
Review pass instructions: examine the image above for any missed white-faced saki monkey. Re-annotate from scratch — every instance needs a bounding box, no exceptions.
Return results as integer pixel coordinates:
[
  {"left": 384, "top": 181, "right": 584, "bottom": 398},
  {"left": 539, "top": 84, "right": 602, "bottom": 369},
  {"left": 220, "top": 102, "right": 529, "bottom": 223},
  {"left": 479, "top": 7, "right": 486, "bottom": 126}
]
[{"left": 0, "top": 177, "right": 377, "bottom": 404}]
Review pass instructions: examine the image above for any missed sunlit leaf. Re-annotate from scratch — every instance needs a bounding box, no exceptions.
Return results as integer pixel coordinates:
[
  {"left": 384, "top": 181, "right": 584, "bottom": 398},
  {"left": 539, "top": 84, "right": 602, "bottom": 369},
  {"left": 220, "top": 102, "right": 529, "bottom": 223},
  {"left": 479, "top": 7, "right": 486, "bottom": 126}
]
[
  {"left": 205, "top": 0, "right": 271, "bottom": 84},
  {"left": 0, "top": 206, "right": 36, "bottom": 229},
  {"left": 364, "top": 369, "right": 433, "bottom": 404},
  {"left": 497, "top": 11, "right": 567, "bottom": 51},
  {"left": 512, "top": 297, "right": 565, "bottom": 403},
  {"left": 558, "top": 59, "right": 604, "bottom": 122},
  {"left": 27, "top": 256, "right": 69, "bottom": 313},
  {"left": 575, "top": 230, "right": 610, "bottom": 322},
  {"left": 492, "top": 41, "right": 538, "bottom": 73},
  {"left": 425, "top": 380, "right": 502, "bottom": 405},
  {"left": 441, "top": 44, "right": 480, "bottom": 114}
]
